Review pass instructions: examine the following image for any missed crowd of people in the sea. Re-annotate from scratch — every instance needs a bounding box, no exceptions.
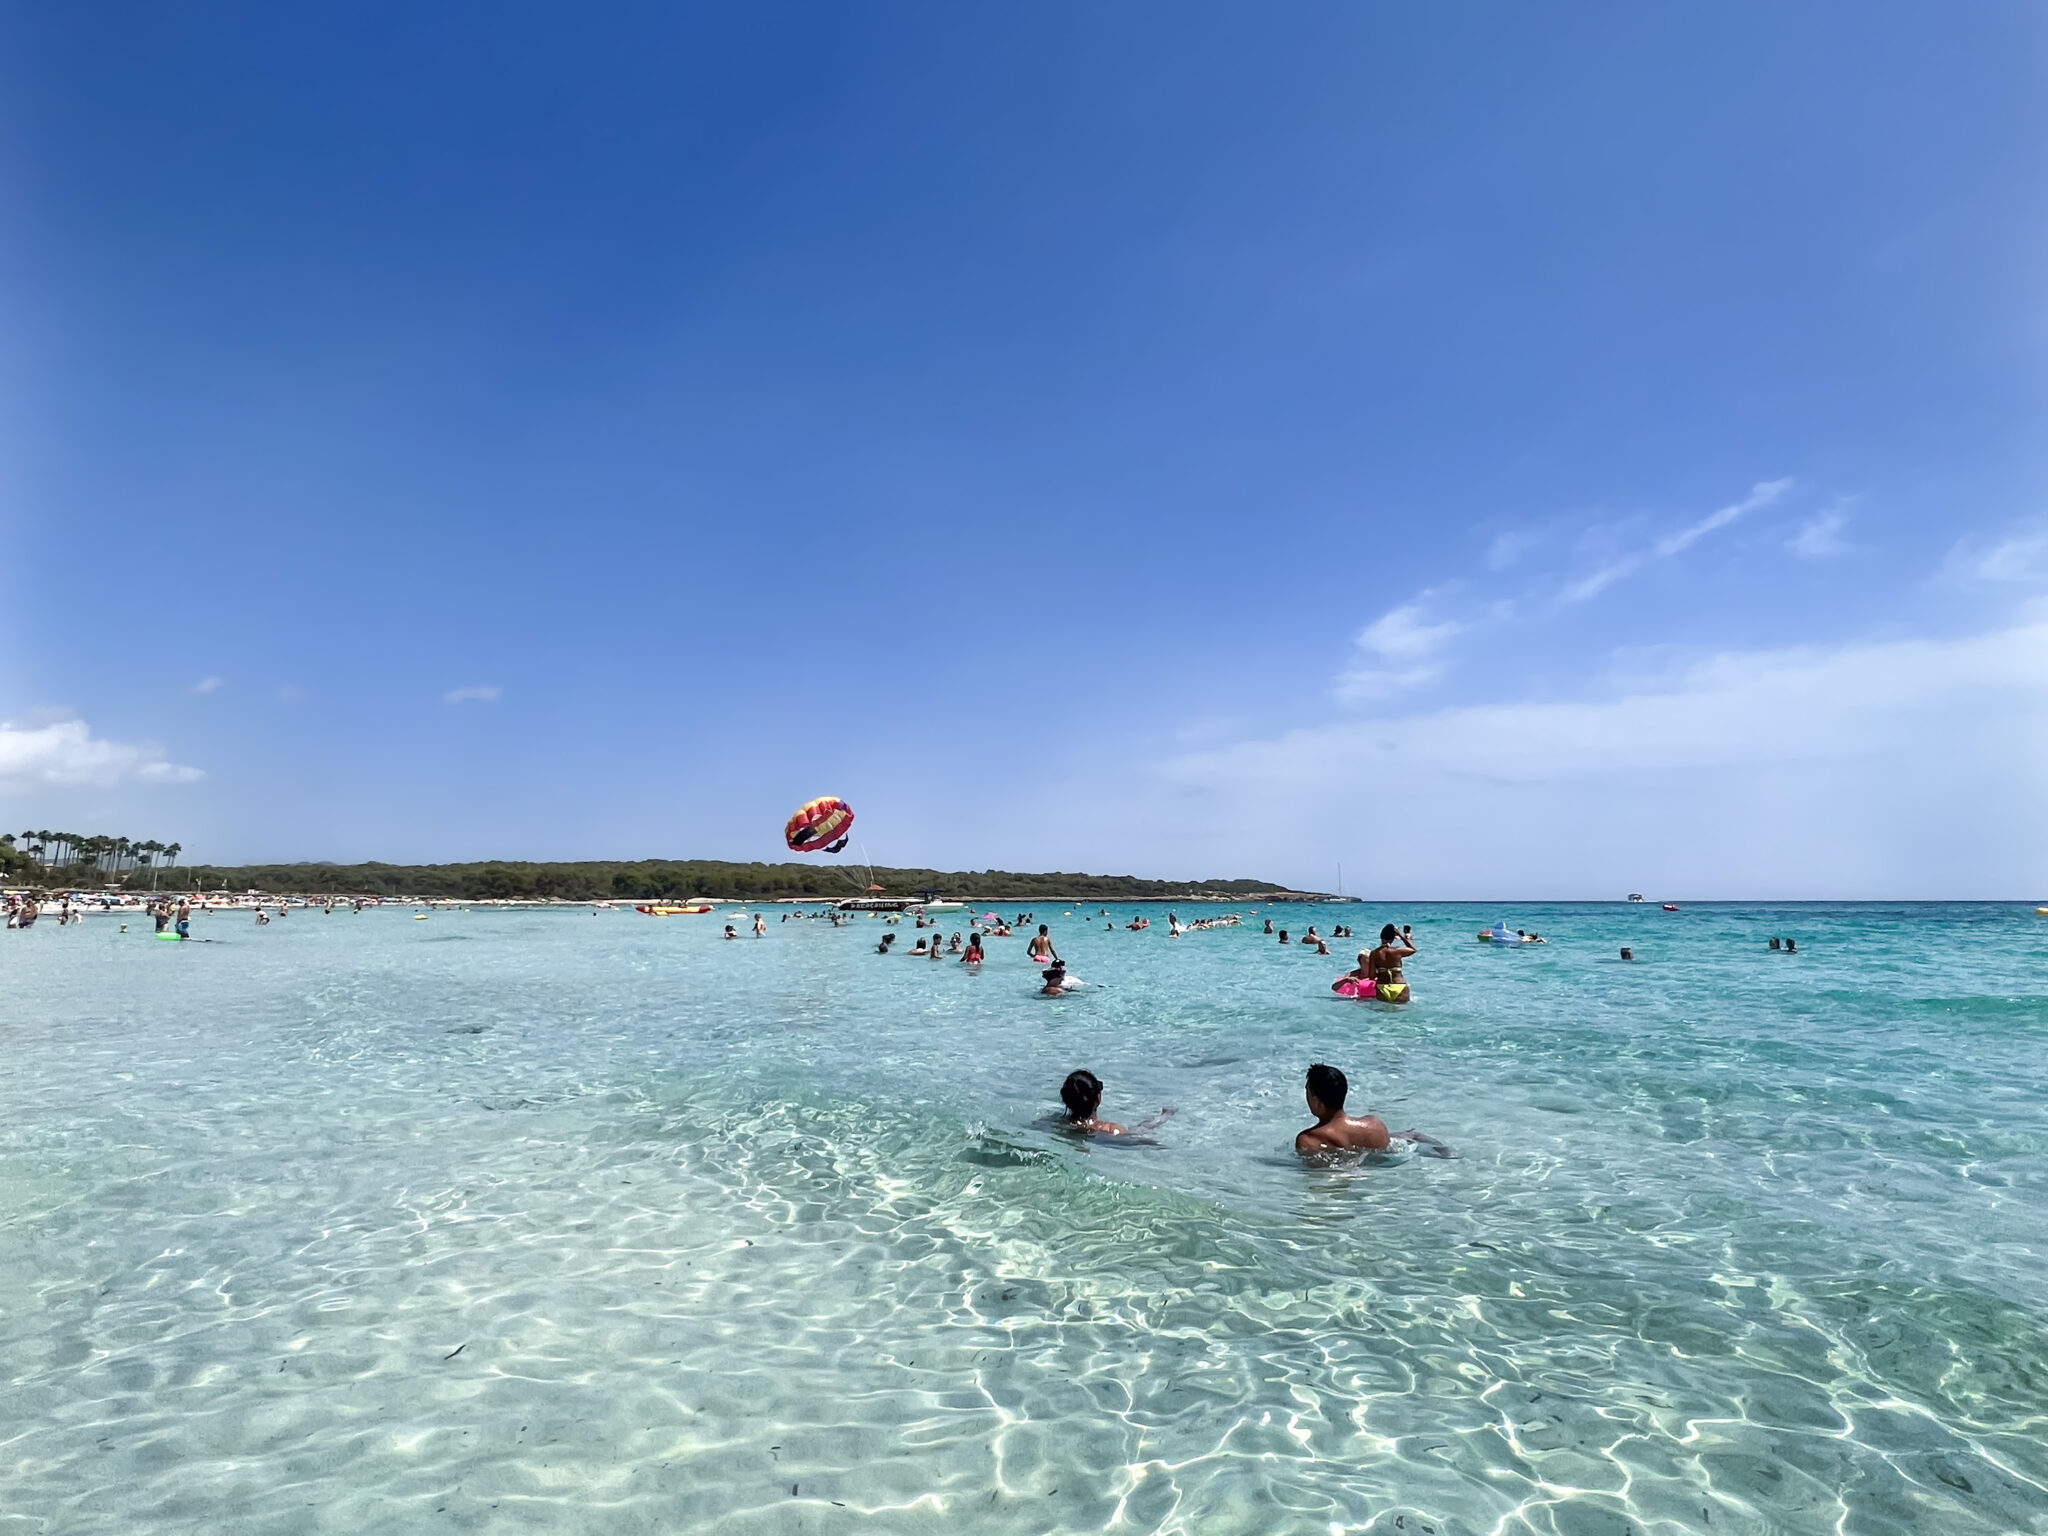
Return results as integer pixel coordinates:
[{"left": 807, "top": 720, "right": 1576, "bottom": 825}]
[{"left": 838, "top": 904, "right": 1448, "bottom": 1158}]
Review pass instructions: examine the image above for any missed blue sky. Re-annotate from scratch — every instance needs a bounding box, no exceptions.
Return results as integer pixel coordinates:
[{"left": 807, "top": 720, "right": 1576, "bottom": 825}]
[{"left": 3, "top": 3, "right": 2046, "bottom": 895}]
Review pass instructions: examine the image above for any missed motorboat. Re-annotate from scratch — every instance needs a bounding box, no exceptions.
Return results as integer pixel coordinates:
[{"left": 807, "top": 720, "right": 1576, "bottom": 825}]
[{"left": 835, "top": 894, "right": 964, "bottom": 914}]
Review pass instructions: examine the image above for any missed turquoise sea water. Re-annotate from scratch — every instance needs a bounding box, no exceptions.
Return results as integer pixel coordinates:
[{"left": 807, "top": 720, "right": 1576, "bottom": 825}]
[{"left": 4, "top": 901, "right": 2045, "bottom": 1535}]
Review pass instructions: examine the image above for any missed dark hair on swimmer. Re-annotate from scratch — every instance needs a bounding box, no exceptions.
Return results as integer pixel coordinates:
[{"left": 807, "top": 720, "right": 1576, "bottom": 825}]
[
  {"left": 1061, "top": 1069, "right": 1102, "bottom": 1117},
  {"left": 1380, "top": 923, "right": 1399, "bottom": 943},
  {"left": 1305, "top": 1062, "right": 1348, "bottom": 1110},
  {"left": 1038, "top": 924, "right": 1049, "bottom": 935}
]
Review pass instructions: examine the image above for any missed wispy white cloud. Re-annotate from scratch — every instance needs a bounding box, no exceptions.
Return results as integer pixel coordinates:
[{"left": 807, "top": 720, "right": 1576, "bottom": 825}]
[
  {"left": 1951, "top": 523, "right": 2048, "bottom": 583},
  {"left": 1336, "top": 598, "right": 1463, "bottom": 701},
  {"left": 1562, "top": 479, "right": 1793, "bottom": 603},
  {"left": 445, "top": 685, "right": 502, "bottom": 705},
  {"left": 191, "top": 676, "right": 225, "bottom": 695},
  {"left": 1485, "top": 530, "right": 1539, "bottom": 572},
  {"left": 1150, "top": 618, "right": 2048, "bottom": 897},
  {"left": 0, "top": 717, "right": 203, "bottom": 792},
  {"left": 1788, "top": 506, "right": 1850, "bottom": 558},
  {"left": 1355, "top": 603, "right": 1462, "bottom": 660}
]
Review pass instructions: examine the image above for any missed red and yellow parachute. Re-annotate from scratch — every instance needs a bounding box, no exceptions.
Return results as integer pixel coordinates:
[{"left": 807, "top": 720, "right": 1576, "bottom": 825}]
[{"left": 784, "top": 796, "right": 855, "bottom": 855}]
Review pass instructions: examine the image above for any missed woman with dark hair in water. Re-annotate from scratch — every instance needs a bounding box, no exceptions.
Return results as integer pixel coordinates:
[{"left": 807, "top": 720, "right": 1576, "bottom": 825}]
[
  {"left": 1368, "top": 923, "right": 1415, "bottom": 987},
  {"left": 1056, "top": 1070, "right": 1174, "bottom": 1139}
]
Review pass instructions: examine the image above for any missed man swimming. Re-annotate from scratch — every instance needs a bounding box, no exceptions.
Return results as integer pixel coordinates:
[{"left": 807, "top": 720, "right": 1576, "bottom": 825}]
[
  {"left": 1295, "top": 1062, "right": 1389, "bottom": 1152},
  {"left": 1295, "top": 1062, "right": 1453, "bottom": 1158}
]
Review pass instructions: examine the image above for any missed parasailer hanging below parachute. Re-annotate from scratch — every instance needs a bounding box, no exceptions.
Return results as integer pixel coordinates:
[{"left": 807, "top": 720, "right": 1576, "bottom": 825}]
[{"left": 785, "top": 796, "right": 855, "bottom": 855}]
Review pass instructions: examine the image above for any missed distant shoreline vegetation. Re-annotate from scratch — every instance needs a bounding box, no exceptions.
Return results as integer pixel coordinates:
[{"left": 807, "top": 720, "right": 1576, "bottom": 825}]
[{"left": 63, "top": 859, "right": 1336, "bottom": 903}]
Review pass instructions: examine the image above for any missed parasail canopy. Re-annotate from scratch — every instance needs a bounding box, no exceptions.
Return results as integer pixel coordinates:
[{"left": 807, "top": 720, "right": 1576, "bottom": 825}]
[{"left": 785, "top": 796, "right": 855, "bottom": 855}]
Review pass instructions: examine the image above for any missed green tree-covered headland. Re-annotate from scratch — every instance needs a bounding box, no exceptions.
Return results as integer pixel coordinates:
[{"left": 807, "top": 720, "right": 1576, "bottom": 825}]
[{"left": 110, "top": 860, "right": 1330, "bottom": 903}]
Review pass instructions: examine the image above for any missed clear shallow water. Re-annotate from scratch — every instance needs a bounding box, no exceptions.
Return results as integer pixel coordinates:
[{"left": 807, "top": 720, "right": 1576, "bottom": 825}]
[{"left": 3, "top": 901, "right": 2046, "bottom": 1536}]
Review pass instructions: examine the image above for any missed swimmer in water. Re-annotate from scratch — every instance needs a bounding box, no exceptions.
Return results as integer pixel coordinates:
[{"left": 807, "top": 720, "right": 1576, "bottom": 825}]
[
  {"left": 1295, "top": 1062, "right": 1453, "bottom": 1158},
  {"left": 1368, "top": 923, "right": 1414, "bottom": 987},
  {"left": 1277, "top": 930, "right": 1288, "bottom": 945},
  {"left": 1039, "top": 962, "right": 1082, "bottom": 995},
  {"left": 1056, "top": 1069, "right": 1174, "bottom": 1138},
  {"left": 876, "top": 932, "right": 896, "bottom": 954},
  {"left": 1027, "top": 924, "right": 1056, "bottom": 961},
  {"left": 724, "top": 924, "right": 738, "bottom": 939},
  {"left": 962, "top": 932, "right": 984, "bottom": 965},
  {"left": 1296, "top": 1062, "right": 1388, "bottom": 1152},
  {"left": 910, "top": 937, "right": 929, "bottom": 955}
]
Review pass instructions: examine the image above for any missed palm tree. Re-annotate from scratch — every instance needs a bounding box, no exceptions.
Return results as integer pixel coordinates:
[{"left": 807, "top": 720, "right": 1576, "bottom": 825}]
[{"left": 165, "top": 842, "right": 182, "bottom": 872}]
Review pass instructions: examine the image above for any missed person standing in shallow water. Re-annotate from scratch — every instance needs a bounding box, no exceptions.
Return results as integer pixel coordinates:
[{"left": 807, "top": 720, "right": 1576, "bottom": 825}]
[
  {"left": 1368, "top": 923, "right": 1414, "bottom": 987},
  {"left": 1027, "top": 924, "right": 1057, "bottom": 962}
]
